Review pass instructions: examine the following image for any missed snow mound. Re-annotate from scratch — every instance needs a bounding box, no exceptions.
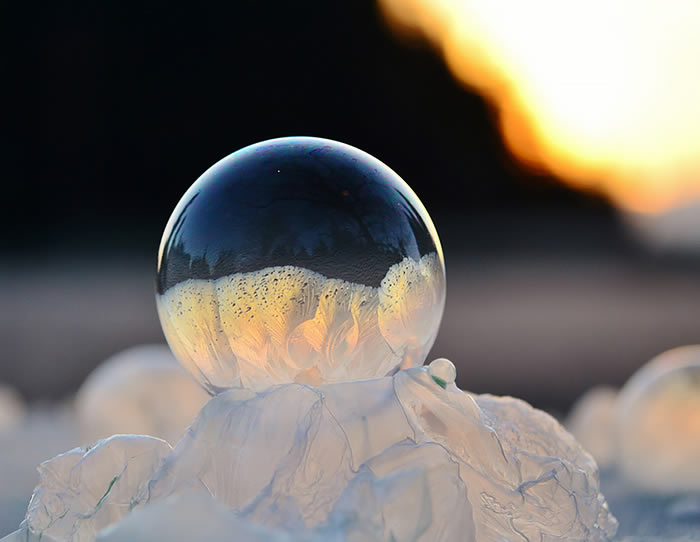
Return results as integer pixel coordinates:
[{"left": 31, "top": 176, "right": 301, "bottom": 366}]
[
  {"left": 17, "top": 435, "right": 171, "bottom": 542},
  {"left": 0, "top": 385, "right": 24, "bottom": 432},
  {"left": 4, "top": 363, "right": 616, "bottom": 542}
]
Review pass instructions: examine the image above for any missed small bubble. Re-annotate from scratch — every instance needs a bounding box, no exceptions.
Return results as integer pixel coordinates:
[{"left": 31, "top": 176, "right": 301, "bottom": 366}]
[{"left": 428, "top": 358, "right": 456, "bottom": 389}]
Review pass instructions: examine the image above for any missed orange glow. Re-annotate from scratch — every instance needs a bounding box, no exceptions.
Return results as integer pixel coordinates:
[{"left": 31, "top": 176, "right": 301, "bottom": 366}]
[
  {"left": 379, "top": 0, "right": 700, "bottom": 213},
  {"left": 157, "top": 255, "right": 445, "bottom": 392}
]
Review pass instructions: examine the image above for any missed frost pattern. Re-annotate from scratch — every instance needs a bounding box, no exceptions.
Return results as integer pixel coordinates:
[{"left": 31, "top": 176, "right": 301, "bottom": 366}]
[
  {"left": 75, "top": 345, "right": 209, "bottom": 445},
  {"left": 157, "top": 254, "right": 445, "bottom": 393}
]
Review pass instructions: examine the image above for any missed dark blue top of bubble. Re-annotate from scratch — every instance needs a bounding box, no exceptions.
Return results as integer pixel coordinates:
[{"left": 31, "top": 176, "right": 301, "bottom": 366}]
[{"left": 157, "top": 137, "right": 440, "bottom": 293}]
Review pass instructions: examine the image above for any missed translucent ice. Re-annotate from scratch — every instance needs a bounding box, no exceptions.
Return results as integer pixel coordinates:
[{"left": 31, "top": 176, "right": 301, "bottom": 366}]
[
  {"left": 99, "top": 468, "right": 437, "bottom": 542},
  {"left": 13, "top": 435, "right": 171, "bottom": 542},
  {"left": 615, "top": 345, "right": 700, "bottom": 493},
  {"left": 4, "top": 364, "right": 617, "bottom": 541},
  {"left": 0, "top": 402, "right": 78, "bottom": 537},
  {"left": 96, "top": 492, "right": 301, "bottom": 542},
  {"left": 75, "top": 345, "right": 209, "bottom": 444},
  {"left": 156, "top": 137, "right": 445, "bottom": 393}
]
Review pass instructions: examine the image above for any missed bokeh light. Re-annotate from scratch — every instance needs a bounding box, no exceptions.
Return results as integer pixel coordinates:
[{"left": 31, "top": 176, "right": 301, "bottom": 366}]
[
  {"left": 157, "top": 137, "right": 445, "bottom": 393},
  {"left": 379, "top": 0, "right": 700, "bottom": 213}
]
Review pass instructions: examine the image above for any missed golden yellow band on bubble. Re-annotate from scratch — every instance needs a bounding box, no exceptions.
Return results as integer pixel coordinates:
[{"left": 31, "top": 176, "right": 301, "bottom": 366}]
[{"left": 157, "top": 253, "right": 445, "bottom": 393}]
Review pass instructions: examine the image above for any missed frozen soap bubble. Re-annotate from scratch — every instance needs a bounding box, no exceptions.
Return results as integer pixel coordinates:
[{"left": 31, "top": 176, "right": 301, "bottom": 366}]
[
  {"left": 615, "top": 345, "right": 700, "bottom": 493},
  {"left": 156, "top": 137, "right": 445, "bottom": 393},
  {"left": 427, "top": 357, "right": 456, "bottom": 389},
  {"left": 0, "top": 385, "right": 24, "bottom": 432}
]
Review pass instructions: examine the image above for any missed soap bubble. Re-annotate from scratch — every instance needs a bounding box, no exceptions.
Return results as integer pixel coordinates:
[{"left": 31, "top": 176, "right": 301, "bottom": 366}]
[
  {"left": 615, "top": 345, "right": 700, "bottom": 493},
  {"left": 428, "top": 358, "right": 456, "bottom": 389},
  {"left": 156, "top": 137, "right": 445, "bottom": 393}
]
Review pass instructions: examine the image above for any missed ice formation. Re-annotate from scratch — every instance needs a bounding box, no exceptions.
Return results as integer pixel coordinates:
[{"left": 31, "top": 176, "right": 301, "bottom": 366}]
[
  {"left": 566, "top": 386, "right": 618, "bottom": 469},
  {"left": 4, "top": 361, "right": 617, "bottom": 542},
  {"left": 158, "top": 255, "right": 445, "bottom": 392},
  {"left": 155, "top": 137, "right": 446, "bottom": 393},
  {"left": 614, "top": 345, "right": 700, "bottom": 493},
  {"left": 1, "top": 139, "right": 620, "bottom": 540},
  {"left": 98, "top": 471, "right": 437, "bottom": 542},
  {"left": 76, "top": 345, "right": 209, "bottom": 444},
  {"left": 427, "top": 357, "right": 457, "bottom": 388}
]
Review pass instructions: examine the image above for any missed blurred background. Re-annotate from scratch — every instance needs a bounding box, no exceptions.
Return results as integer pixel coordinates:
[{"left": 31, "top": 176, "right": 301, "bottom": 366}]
[{"left": 4, "top": 0, "right": 700, "bottom": 412}]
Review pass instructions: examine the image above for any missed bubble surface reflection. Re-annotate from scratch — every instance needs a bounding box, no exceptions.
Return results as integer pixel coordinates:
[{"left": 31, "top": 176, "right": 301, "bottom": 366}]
[{"left": 156, "top": 137, "right": 445, "bottom": 393}]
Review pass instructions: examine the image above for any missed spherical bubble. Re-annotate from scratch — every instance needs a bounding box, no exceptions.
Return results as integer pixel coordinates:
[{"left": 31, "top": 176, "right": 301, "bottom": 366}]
[
  {"left": 614, "top": 345, "right": 700, "bottom": 493},
  {"left": 428, "top": 358, "right": 456, "bottom": 388},
  {"left": 75, "top": 345, "right": 210, "bottom": 444},
  {"left": 156, "top": 137, "right": 445, "bottom": 393}
]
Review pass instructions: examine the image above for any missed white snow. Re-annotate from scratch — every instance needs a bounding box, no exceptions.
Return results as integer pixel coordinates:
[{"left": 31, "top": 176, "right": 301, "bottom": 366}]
[
  {"left": 566, "top": 386, "right": 618, "bottom": 468},
  {"left": 0, "top": 386, "right": 24, "bottom": 432},
  {"left": 614, "top": 345, "right": 700, "bottom": 493},
  {"left": 4, "top": 365, "right": 617, "bottom": 542}
]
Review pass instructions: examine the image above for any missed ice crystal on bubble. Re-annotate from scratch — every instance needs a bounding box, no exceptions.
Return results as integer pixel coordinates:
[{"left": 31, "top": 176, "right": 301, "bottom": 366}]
[{"left": 155, "top": 137, "right": 445, "bottom": 393}]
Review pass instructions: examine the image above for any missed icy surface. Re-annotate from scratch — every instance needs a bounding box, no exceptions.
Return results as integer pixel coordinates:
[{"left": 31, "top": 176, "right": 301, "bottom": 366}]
[
  {"left": 566, "top": 386, "right": 617, "bottom": 468},
  {"left": 427, "top": 358, "right": 456, "bottom": 388},
  {"left": 76, "top": 345, "right": 209, "bottom": 444},
  {"left": 19, "top": 435, "right": 171, "bottom": 542},
  {"left": 157, "top": 255, "right": 445, "bottom": 393},
  {"left": 614, "top": 345, "right": 700, "bottom": 493},
  {"left": 0, "top": 344, "right": 209, "bottom": 536},
  {"left": 5, "top": 365, "right": 616, "bottom": 541}
]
